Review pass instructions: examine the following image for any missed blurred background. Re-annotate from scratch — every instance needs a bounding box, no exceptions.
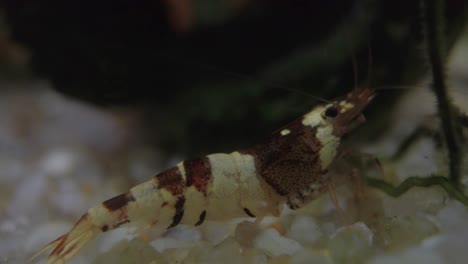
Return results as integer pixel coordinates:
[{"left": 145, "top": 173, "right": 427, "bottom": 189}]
[
  {"left": 1, "top": 0, "right": 466, "bottom": 157},
  {"left": 0, "top": 0, "right": 467, "bottom": 263}
]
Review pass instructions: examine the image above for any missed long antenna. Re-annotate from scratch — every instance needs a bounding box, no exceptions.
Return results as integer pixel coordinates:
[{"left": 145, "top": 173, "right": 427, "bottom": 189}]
[
  {"left": 351, "top": 52, "right": 359, "bottom": 89},
  {"left": 367, "top": 44, "right": 373, "bottom": 88},
  {"left": 373, "top": 85, "right": 418, "bottom": 91},
  {"left": 156, "top": 53, "right": 331, "bottom": 103}
]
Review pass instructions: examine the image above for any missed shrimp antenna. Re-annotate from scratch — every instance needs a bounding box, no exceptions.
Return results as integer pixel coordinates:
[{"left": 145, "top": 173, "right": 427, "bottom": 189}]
[
  {"left": 200, "top": 65, "right": 331, "bottom": 103},
  {"left": 367, "top": 44, "right": 373, "bottom": 88},
  {"left": 155, "top": 53, "right": 331, "bottom": 104},
  {"left": 351, "top": 52, "right": 359, "bottom": 89},
  {"left": 374, "top": 85, "right": 418, "bottom": 91}
]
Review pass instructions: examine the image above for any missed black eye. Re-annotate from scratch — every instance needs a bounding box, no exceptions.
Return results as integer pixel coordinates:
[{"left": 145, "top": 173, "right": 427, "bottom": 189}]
[{"left": 324, "top": 106, "right": 338, "bottom": 118}]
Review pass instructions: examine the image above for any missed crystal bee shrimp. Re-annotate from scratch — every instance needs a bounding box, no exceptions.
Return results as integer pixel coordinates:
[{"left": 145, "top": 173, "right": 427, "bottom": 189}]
[{"left": 31, "top": 87, "right": 375, "bottom": 264}]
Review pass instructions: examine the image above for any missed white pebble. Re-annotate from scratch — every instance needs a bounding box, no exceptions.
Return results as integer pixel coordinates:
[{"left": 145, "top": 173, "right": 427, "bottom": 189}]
[
  {"left": 285, "top": 214, "right": 323, "bottom": 245},
  {"left": 328, "top": 222, "right": 374, "bottom": 263},
  {"left": 253, "top": 228, "right": 302, "bottom": 257},
  {"left": 38, "top": 149, "right": 76, "bottom": 177}
]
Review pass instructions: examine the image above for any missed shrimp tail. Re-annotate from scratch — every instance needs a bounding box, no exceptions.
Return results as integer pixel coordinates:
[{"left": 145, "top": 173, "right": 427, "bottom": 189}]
[
  {"left": 30, "top": 214, "right": 99, "bottom": 264},
  {"left": 31, "top": 181, "right": 170, "bottom": 263}
]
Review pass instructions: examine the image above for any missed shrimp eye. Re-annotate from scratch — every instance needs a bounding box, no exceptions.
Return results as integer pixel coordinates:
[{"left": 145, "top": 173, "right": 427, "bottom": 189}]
[{"left": 324, "top": 106, "right": 338, "bottom": 118}]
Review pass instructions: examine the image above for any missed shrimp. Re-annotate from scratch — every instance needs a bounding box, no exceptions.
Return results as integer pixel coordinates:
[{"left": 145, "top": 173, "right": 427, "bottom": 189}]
[{"left": 31, "top": 87, "right": 374, "bottom": 264}]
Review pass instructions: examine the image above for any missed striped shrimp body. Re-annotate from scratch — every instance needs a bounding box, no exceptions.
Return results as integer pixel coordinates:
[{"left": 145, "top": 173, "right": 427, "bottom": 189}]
[{"left": 33, "top": 87, "right": 374, "bottom": 264}]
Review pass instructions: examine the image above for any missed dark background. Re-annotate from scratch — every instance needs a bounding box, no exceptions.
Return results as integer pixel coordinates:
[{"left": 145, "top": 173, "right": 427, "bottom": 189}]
[{"left": 1, "top": 0, "right": 467, "bottom": 157}]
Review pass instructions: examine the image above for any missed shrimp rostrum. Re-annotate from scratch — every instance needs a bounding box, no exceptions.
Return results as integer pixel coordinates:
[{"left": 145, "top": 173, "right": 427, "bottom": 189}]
[{"left": 32, "top": 87, "right": 374, "bottom": 263}]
